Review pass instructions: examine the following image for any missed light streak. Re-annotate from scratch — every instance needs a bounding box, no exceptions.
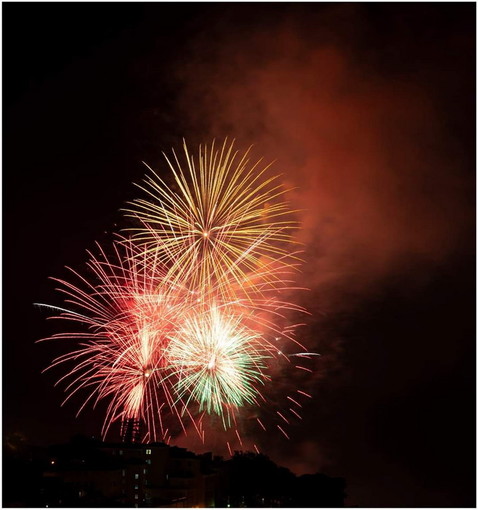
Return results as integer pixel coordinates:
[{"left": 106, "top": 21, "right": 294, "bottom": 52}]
[{"left": 297, "top": 390, "right": 312, "bottom": 398}]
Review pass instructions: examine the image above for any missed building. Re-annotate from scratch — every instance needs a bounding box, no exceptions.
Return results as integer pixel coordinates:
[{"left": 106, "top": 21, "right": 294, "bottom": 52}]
[
  {"left": 19, "top": 436, "right": 347, "bottom": 507},
  {"left": 43, "top": 438, "right": 218, "bottom": 507}
]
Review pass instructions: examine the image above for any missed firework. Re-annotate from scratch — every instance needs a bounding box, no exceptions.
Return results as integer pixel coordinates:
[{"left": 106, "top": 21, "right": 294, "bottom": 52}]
[
  {"left": 124, "top": 139, "right": 301, "bottom": 301},
  {"left": 37, "top": 240, "right": 199, "bottom": 442},
  {"left": 166, "top": 306, "right": 272, "bottom": 427}
]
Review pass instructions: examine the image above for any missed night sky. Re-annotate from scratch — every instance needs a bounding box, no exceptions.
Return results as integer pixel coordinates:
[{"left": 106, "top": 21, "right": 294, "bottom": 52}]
[{"left": 4, "top": 3, "right": 475, "bottom": 507}]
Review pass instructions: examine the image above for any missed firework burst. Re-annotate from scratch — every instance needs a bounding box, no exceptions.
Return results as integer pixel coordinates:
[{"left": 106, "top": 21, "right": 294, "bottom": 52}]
[
  {"left": 37, "top": 240, "right": 199, "bottom": 442},
  {"left": 124, "top": 139, "right": 301, "bottom": 301},
  {"left": 166, "top": 306, "right": 272, "bottom": 426}
]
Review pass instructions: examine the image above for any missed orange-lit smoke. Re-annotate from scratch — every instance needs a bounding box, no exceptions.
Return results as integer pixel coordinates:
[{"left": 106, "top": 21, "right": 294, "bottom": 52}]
[
  {"left": 175, "top": 5, "right": 473, "bottom": 313},
  {"left": 171, "top": 5, "right": 473, "bottom": 470}
]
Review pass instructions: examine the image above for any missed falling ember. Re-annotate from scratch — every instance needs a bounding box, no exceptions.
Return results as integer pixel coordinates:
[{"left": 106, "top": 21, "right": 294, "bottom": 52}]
[
  {"left": 295, "top": 365, "right": 313, "bottom": 373},
  {"left": 235, "top": 429, "right": 244, "bottom": 447},
  {"left": 287, "top": 396, "right": 302, "bottom": 408},
  {"left": 277, "top": 425, "right": 290, "bottom": 440},
  {"left": 256, "top": 417, "right": 267, "bottom": 431},
  {"left": 276, "top": 411, "right": 290, "bottom": 425},
  {"left": 297, "top": 390, "right": 313, "bottom": 398}
]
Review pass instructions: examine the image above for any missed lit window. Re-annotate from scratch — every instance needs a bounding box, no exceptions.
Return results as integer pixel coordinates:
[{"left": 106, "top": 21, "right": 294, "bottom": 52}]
[
  {"left": 143, "top": 469, "right": 147, "bottom": 474},
  {"left": 134, "top": 485, "right": 139, "bottom": 490},
  {"left": 134, "top": 473, "right": 139, "bottom": 480},
  {"left": 134, "top": 495, "right": 139, "bottom": 500},
  {"left": 119, "top": 450, "right": 123, "bottom": 455},
  {"left": 145, "top": 449, "right": 152, "bottom": 455},
  {"left": 146, "top": 459, "right": 151, "bottom": 465}
]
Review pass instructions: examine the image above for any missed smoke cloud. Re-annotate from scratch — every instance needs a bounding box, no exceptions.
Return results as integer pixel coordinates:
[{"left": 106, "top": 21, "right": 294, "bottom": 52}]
[
  {"left": 175, "top": 4, "right": 472, "bottom": 311},
  {"left": 169, "top": 4, "right": 474, "bottom": 490}
]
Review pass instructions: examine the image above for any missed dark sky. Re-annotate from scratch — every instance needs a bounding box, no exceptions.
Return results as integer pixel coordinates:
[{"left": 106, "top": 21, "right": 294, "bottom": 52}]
[{"left": 4, "top": 3, "right": 475, "bottom": 507}]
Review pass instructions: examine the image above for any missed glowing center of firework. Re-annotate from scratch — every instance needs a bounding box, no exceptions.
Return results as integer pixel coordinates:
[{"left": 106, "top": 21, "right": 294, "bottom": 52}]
[
  {"left": 167, "top": 309, "right": 269, "bottom": 417},
  {"left": 207, "top": 354, "right": 216, "bottom": 370},
  {"left": 203, "top": 231, "right": 209, "bottom": 238}
]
